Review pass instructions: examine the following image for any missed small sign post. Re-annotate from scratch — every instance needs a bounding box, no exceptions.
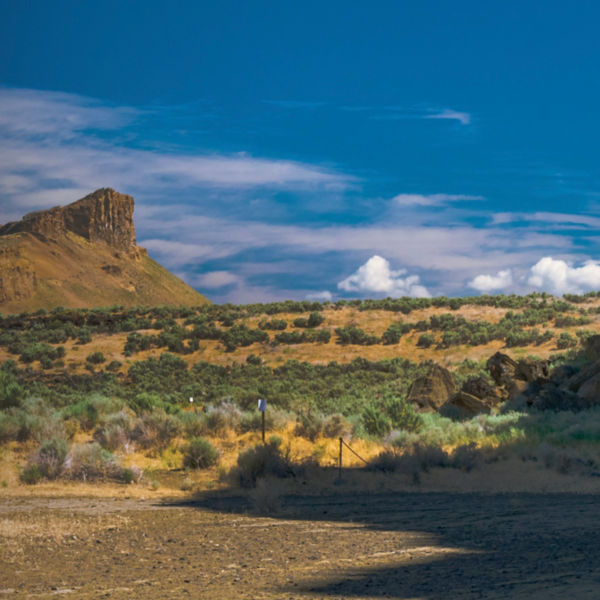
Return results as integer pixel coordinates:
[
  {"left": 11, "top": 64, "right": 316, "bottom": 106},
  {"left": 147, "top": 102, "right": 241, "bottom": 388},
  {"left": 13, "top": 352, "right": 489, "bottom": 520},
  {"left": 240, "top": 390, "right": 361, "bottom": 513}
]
[
  {"left": 190, "top": 397, "right": 197, "bottom": 414},
  {"left": 258, "top": 398, "right": 267, "bottom": 443}
]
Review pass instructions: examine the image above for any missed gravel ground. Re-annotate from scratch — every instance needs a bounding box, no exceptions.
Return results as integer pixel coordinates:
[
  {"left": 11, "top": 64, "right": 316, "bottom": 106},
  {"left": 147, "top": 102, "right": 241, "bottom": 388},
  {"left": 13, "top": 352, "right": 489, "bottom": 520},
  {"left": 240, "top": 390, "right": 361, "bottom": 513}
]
[{"left": 1, "top": 491, "right": 600, "bottom": 599}]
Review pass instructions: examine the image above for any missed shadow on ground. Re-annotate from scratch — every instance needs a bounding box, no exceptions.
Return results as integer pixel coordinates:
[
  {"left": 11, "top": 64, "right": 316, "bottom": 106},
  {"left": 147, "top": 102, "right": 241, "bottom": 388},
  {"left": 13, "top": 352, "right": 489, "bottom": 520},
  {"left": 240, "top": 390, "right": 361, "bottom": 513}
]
[{"left": 169, "top": 484, "right": 600, "bottom": 599}]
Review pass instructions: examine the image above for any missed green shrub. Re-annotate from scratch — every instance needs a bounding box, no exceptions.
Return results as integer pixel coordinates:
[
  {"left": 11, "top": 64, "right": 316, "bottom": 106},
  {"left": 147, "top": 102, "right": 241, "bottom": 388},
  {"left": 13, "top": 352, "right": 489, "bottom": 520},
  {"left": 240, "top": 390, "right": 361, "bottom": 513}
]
[
  {"left": 202, "top": 401, "right": 242, "bottom": 435},
  {"left": 20, "top": 464, "right": 42, "bottom": 484},
  {"left": 24, "top": 437, "right": 68, "bottom": 481},
  {"left": 556, "top": 332, "right": 577, "bottom": 349},
  {"left": 307, "top": 312, "right": 325, "bottom": 327},
  {"left": 385, "top": 396, "right": 423, "bottom": 432},
  {"left": 86, "top": 351, "right": 106, "bottom": 365},
  {"left": 246, "top": 353, "right": 262, "bottom": 365},
  {"left": 130, "top": 410, "right": 182, "bottom": 451},
  {"left": 179, "top": 411, "right": 205, "bottom": 438},
  {"left": 183, "top": 437, "right": 219, "bottom": 469},
  {"left": 121, "top": 467, "right": 136, "bottom": 484},
  {"left": 294, "top": 412, "right": 324, "bottom": 441},
  {"left": 335, "top": 326, "right": 378, "bottom": 345},
  {"left": 417, "top": 333, "right": 435, "bottom": 348},
  {"left": 66, "top": 442, "right": 120, "bottom": 481},
  {"left": 234, "top": 439, "right": 295, "bottom": 487},
  {"left": 258, "top": 318, "right": 287, "bottom": 330},
  {"left": 0, "top": 370, "right": 23, "bottom": 409},
  {"left": 93, "top": 410, "right": 135, "bottom": 451},
  {"left": 361, "top": 403, "right": 392, "bottom": 437},
  {"left": 382, "top": 322, "right": 410, "bottom": 344}
]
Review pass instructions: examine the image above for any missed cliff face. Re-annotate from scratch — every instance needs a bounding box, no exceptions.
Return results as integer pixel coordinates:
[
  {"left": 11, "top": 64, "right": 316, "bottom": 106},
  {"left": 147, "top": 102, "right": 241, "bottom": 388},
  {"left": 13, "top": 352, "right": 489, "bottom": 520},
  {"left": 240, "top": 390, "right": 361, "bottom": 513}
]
[
  {"left": 0, "top": 189, "right": 209, "bottom": 312},
  {"left": 0, "top": 188, "right": 137, "bottom": 254}
]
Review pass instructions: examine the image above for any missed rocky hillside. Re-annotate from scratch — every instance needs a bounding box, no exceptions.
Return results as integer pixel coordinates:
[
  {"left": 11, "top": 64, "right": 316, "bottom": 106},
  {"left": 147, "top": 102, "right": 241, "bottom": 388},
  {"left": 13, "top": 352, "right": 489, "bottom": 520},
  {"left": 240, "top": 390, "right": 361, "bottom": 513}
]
[{"left": 0, "top": 189, "right": 209, "bottom": 312}]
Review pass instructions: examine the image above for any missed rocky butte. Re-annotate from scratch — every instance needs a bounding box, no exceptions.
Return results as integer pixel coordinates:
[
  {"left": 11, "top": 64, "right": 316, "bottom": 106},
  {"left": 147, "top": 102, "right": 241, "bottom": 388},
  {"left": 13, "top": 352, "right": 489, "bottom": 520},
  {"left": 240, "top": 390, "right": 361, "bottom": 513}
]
[{"left": 0, "top": 188, "right": 209, "bottom": 313}]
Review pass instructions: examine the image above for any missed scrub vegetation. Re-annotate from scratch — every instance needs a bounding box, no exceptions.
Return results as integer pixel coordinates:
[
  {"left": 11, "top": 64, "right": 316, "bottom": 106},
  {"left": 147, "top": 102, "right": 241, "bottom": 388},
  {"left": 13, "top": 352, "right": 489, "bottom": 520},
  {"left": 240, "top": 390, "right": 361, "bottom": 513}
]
[{"left": 1, "top": 291, "right": 600, "bottom": 489}]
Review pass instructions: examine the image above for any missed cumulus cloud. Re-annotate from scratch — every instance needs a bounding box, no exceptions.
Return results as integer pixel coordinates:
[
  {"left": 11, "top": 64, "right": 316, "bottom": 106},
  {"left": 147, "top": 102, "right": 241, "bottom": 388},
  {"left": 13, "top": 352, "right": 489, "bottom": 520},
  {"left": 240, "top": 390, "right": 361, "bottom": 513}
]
[
  {"left": 468, "top": 269, "right": 513, "bottom": 292},
  {"left": 528, "top": 257, "right": 600, "bottom": 295},
  {"left": 424, "top": 109, "right": 471, "bottom": 125},
  {"left": 392, "top": 193, "right": 483, "bottom": 207},
  {"left": 338, "top": 255, "right": 430, "bottom": 298}
]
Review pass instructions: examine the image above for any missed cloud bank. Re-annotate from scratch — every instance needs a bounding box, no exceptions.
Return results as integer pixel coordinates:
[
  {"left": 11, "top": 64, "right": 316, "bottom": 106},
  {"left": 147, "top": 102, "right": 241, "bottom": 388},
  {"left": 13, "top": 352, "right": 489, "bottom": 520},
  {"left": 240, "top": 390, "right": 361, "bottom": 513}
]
[
  {"left": 0, "top": 87, "right": 353, "bottom": 220},
  {"left": 528, "top": 257, "right": 600, "bottom": 295}
]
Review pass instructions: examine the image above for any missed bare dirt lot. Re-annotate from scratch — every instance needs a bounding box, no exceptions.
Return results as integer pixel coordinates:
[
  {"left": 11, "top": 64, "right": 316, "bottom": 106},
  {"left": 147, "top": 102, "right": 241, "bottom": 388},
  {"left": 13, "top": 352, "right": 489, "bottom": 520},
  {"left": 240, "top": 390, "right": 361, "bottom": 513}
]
[{"left": 1, "top": 486, "right": 600, "bottom": 599}]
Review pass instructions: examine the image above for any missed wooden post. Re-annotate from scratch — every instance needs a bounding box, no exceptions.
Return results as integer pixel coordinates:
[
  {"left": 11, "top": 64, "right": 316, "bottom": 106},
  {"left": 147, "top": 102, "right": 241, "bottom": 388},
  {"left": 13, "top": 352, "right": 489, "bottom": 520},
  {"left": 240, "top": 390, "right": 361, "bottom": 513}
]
[{"left": 338, "top": 437, "right": 343, "bottom": 480}]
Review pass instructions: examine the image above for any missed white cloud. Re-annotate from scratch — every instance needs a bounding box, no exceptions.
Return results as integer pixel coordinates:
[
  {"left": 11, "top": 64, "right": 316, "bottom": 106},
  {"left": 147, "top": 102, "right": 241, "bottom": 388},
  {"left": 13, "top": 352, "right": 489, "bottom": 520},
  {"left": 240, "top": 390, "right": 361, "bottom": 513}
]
[
  {"left": 193, "top": 271, "right": 242, "bottom": 289},
  {"left": 425, "top": 109, "right": 471, "bottom": 125},
  {"left": 0, "top": 87, "right": 353, "bottom": 222},
  {"left": 306, "top": 291, "right": 333, "bottom": 302},
  {"left": 392, "top": 193, "right": 483, "bottom": 207},
  {"left": 468, "top": 269, "right": 513, "bottom": 293},
  {"left": 528, "top": 257, "right": 600, "bottom": 295},
  {"left": 0, "top": 87, "right": 137, "bottom": 139},
  {"left": 492, "top": 211, "right": 600, "bottom": 228},
  {"left": 338, "top": 255, "right": 430, "bottom": 298}
]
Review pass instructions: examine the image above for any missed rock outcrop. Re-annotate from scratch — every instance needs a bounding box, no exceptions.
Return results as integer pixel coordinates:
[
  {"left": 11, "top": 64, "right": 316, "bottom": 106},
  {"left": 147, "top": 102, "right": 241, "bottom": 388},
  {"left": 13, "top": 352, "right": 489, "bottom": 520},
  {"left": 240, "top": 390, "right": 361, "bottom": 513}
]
[
  {"left": 0, "top": 188, "right": 208, "bottom": 312},
  {"left": 407, "top": 364, "right": 457, "bottom": 412},
  {"left": 0, "top": 188, "right": 137, "bottom": 254}
]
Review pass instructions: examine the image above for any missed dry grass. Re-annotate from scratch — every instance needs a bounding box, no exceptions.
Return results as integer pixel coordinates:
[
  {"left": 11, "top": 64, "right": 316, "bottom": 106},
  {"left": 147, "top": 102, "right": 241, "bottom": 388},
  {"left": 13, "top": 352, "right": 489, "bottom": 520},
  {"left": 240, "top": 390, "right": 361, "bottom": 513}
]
[{"left": 2, "top": 302, "right": 600, "bottom": 372}]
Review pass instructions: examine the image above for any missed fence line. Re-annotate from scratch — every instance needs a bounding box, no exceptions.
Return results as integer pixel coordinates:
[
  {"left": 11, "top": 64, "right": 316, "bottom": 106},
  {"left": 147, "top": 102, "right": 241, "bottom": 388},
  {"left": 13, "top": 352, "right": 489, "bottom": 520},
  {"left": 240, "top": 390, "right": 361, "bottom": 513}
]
[{"left": 338, "top": 436, "right": 368, "bottom": 479}]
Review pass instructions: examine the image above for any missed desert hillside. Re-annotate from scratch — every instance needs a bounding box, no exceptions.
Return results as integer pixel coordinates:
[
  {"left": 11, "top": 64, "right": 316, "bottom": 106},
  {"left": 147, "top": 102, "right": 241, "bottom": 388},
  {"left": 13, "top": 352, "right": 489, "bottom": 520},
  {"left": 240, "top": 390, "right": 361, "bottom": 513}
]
[{"left": 0, "top": 188, "right": 209, "bottom": 312}]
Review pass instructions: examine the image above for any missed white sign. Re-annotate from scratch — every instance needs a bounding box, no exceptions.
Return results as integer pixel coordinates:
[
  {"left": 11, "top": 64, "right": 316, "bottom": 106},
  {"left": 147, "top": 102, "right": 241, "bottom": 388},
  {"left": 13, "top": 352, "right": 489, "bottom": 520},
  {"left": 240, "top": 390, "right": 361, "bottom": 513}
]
[
  {"left": 189, "top": 397, "right": 193, "bottom": 403},
  {"left": 258, "top": 398, "right": 267, "bottom": 412}
]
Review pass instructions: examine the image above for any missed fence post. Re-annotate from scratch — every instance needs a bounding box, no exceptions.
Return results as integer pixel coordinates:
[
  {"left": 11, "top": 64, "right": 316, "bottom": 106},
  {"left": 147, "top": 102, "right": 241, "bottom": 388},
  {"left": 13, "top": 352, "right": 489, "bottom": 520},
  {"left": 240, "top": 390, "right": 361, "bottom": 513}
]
[{"left": 338, "top": 437, "right": 343, "bottom": 480}]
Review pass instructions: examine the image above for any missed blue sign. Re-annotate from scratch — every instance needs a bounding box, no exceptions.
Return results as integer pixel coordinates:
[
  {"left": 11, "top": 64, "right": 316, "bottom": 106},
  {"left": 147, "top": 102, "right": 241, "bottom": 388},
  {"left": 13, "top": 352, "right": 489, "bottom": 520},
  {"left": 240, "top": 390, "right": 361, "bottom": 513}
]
[{"left": 258, "top": 398, "right": 267, "bottom": 412}]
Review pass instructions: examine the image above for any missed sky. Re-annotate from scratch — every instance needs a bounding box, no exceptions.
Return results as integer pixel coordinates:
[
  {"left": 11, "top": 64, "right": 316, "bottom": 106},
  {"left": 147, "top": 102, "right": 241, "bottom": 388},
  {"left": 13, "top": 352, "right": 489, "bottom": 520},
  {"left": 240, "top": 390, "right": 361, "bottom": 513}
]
[{"left": 1, "top": 1, "right": 600, "bottom": 303}]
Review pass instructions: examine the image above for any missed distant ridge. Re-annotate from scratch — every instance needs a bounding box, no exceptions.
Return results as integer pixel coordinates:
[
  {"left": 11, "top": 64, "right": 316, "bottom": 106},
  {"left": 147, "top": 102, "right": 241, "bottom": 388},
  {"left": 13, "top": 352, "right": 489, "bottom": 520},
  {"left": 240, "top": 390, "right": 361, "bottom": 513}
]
[{"left": 0, "top": 188, "right": 209, "bottom": 313}]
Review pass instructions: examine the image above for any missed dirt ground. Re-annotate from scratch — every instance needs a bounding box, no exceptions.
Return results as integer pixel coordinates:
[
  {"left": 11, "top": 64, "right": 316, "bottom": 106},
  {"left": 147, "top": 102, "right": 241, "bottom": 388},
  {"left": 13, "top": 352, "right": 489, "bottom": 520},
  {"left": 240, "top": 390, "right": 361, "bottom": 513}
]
[{"left": 1, "top": 482, "right": 600, "bottom": 600}]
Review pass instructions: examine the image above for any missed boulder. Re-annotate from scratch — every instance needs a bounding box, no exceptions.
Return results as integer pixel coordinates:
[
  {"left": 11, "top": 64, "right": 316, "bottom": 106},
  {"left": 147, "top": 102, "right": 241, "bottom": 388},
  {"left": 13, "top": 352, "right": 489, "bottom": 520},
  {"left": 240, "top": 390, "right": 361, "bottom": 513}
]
[
  {"left": 407, "top": 364, "right": 457, "bottom": 412},
  {"left": 583, "top": 335, "right": 600, "bottom": 361},
  {"left": 462, "top": 375, "right": 506, "bottom": 404},
  {"left": 562, "top": 359, "right": 600, "bottom": 392},
  {"left": 507, "top": 379, "right": 530, "bottom": 402},
  {"left": 515, "top": 358, "right": 549, "bottom": 383},
  {"left": 441, "top": 391, "right": 492, "bottom": 417},
  {"left": 486, "top": 352, "right": 518, "bottom": 386},
  {"left": 548, "top": 364, "right": 578, "bottom": 386},
  {"left": 530, "top": 385, "right": 590, "bottom": 411},
  {"left": 577, "top": 373, "right": 600, "bottom": 403}
]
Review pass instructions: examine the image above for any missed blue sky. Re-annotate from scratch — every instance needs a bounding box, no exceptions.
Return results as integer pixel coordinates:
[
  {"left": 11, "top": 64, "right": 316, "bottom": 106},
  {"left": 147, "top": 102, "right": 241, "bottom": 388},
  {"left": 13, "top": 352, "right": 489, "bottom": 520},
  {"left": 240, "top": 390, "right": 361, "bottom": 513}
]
[{"left": 2, "top": 1, "right": 600, "bottom": 302}]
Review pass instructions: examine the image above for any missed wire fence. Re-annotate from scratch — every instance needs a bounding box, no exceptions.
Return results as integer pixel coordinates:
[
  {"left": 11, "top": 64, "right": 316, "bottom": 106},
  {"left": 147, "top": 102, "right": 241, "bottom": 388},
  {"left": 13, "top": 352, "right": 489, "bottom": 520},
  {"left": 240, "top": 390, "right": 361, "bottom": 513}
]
[{"left": 338, "top": 436, "right": 368, "bottom": 479}]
